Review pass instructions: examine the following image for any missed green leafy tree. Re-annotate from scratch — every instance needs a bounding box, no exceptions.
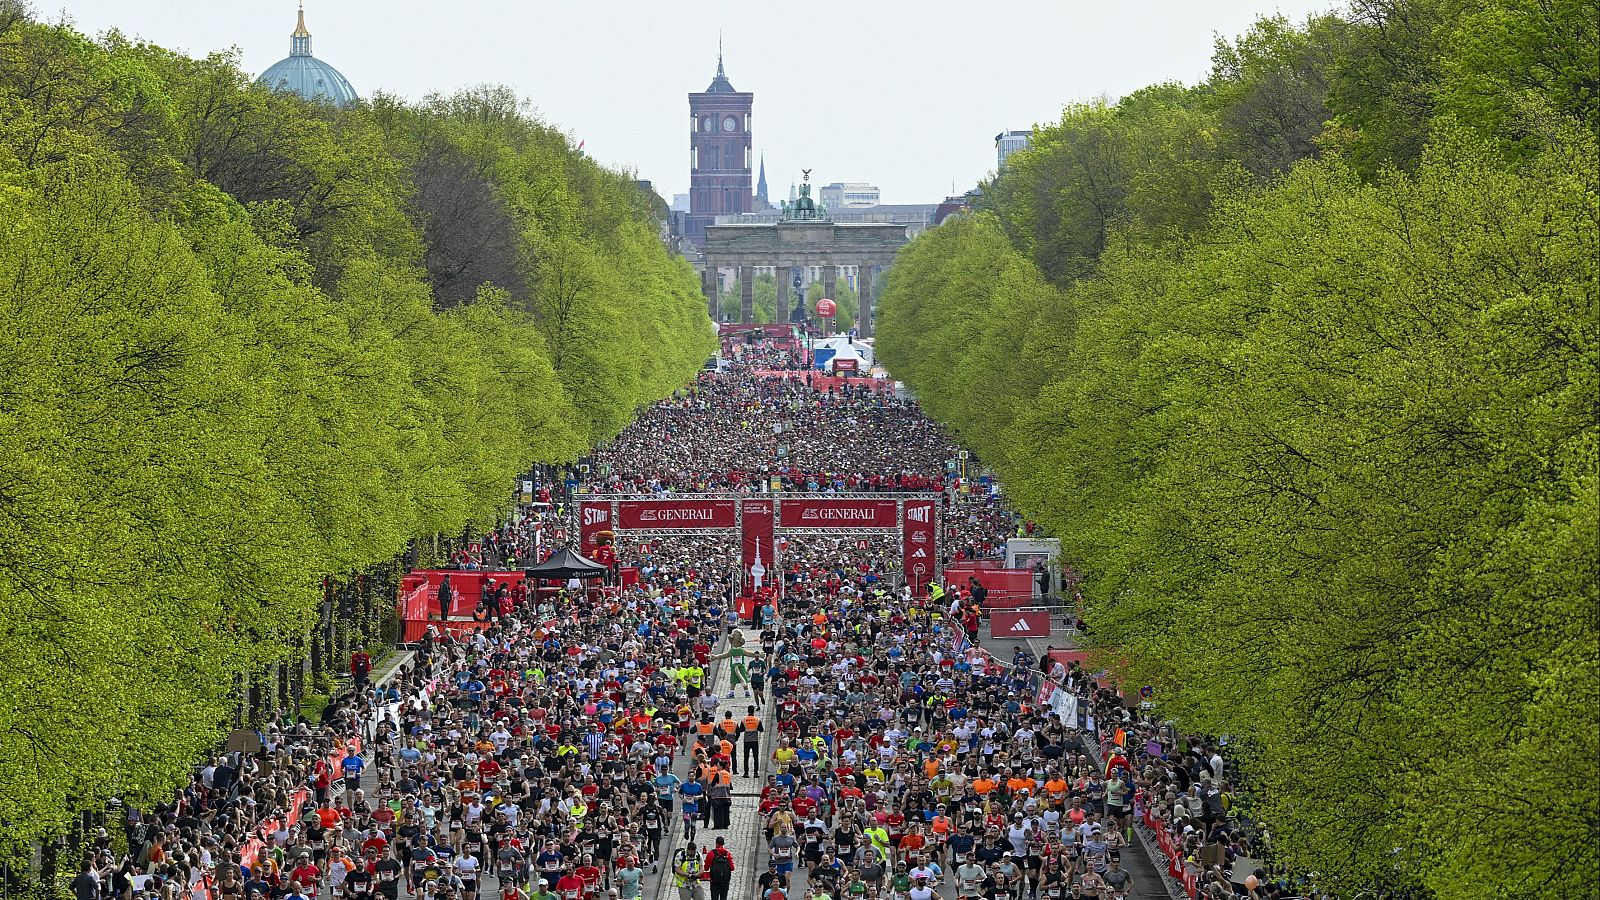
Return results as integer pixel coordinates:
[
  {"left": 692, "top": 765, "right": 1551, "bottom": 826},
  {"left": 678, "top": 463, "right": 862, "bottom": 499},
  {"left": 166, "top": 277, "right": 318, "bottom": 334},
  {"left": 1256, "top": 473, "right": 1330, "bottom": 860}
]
[
  {"left": 874, "top": 5, "right": 1599, "bottom": 895},
  {"left": 0, "top": 4, "right": 713, "bottom": 865}
]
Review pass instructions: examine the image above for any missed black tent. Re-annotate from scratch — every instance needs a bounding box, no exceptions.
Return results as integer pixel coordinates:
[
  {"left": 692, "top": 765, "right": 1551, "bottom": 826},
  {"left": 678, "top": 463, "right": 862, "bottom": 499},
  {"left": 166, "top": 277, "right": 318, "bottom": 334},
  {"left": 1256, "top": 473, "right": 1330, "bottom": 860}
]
[{"left": 524, "top": 547, "right": 607, "bottom": 581}]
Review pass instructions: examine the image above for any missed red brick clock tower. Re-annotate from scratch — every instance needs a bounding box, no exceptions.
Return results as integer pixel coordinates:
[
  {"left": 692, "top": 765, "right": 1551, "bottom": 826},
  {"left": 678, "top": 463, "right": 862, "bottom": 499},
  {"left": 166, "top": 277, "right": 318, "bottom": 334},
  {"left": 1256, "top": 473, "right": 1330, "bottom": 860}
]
[{"left": 686, "top": 50, "right": 753, "bottom": 246}]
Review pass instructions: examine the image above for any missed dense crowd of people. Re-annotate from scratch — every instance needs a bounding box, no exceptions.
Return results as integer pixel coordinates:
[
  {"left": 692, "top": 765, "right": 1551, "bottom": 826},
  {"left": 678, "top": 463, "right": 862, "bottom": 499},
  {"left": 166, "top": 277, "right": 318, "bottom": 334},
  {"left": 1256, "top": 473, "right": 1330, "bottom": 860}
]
[
  {"left": 83, "top": 335, "right": 1295, "bottom": 900},
  {"left": 748, "top": 592, "right": 1139, "bottom": 900},
  {"left": 89, "top": 575, "right": 756, "bottom": 900},
  {"left": 588, "top": 372, "right": 954, "bottom": 496}
]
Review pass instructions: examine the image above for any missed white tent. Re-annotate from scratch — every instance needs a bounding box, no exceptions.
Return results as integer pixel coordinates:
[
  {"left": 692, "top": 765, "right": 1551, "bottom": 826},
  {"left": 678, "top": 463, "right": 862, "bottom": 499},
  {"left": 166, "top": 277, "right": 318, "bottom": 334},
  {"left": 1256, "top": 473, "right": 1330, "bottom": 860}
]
[{"left": 812, "top": 336, "right": 874, "bottom": 370}]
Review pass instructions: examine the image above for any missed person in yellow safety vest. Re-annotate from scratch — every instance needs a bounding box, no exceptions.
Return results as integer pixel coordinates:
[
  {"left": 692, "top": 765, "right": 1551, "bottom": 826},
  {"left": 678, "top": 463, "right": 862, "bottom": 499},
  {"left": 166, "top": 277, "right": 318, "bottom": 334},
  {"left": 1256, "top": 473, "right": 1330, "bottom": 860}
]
[
  {"left": 672, "top": 842, "right": 705, "bottom": 900},
  {"left": 929, "top": 583, "right": 945, "bottom": 603}
]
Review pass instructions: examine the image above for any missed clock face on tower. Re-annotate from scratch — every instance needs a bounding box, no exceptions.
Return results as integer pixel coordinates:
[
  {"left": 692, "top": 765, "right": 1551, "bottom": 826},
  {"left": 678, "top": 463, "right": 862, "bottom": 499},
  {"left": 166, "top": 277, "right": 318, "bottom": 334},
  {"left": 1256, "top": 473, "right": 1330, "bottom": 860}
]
[
  {"left": 722, "top": 115, "right": 737, "bottom": 132},
  {"left": 703, "top": 115, "right": 714, "bottom": 132}
]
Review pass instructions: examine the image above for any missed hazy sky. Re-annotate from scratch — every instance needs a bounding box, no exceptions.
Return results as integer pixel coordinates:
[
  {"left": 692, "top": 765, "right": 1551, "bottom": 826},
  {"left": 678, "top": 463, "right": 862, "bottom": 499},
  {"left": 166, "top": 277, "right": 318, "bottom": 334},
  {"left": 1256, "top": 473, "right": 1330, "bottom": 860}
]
[{"left": 46, "top": 0, "right": 1337, "bottom": 204}]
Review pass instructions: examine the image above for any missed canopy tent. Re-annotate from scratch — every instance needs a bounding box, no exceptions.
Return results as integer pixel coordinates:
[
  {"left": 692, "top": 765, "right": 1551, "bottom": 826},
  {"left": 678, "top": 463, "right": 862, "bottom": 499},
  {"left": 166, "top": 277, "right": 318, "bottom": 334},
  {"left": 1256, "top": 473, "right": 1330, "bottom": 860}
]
[
  {"left": 524, "top": 547, "right": 607, "bottom": 581},
  {"left": 809, "top": 336, "right": 873, "bottom": 372}
]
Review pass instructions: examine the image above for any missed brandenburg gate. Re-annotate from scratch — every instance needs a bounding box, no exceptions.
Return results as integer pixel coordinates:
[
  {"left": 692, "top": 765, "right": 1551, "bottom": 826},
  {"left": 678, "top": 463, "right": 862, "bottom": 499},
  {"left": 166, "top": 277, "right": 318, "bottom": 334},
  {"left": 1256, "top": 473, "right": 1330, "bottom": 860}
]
[{"left": 702, "top": 174, "right": 908, "bottom": 337}]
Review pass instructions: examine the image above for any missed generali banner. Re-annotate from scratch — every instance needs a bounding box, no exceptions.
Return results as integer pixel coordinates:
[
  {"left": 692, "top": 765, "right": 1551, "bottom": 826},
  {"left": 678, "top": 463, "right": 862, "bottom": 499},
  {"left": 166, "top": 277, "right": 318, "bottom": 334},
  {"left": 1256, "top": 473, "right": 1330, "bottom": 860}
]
[
  {"left": 901, "top": 498, "right": 937, "bottom": 592},
  {"left": 778, "top": 498, "right": 899, "bottom": 529},
  {"left": 615, "top": 499, "right": 738, "bottom": 530},
  {"left": 989, "top": 609, "right": 1052, "bottom": 638}
]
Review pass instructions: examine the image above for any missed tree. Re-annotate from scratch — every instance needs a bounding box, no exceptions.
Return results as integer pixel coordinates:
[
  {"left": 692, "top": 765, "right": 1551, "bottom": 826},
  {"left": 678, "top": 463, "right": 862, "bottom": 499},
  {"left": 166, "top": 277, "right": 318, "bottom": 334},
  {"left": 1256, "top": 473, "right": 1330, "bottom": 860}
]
[
  {"left": 0, "top": 6, "right": 715, "bottom": 863},
  {"left": 874, "top": 4, "right": 1599, "bottom": 893},
  {"left": 1209, "top": 14, "right": 1349, "bottom": 177}
]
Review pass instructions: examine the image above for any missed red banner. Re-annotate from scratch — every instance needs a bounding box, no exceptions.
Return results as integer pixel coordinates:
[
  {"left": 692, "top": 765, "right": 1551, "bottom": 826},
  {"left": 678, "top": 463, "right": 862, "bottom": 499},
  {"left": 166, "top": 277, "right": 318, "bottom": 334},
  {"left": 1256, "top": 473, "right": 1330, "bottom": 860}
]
[
  {"left": 989, "top": 609, "right": 1051, "bottom": 637},
  {"left": 615, "top": 499, "right": 738, "bottom": 530},
  {"left": 741, "top": 498, "right": 775, "bottom": 601},
  {"left": 578, "top": 501, "right": 612, "bottom": 548},
  {"left": 779, "top": 498, "right": 898, "bottom": 529},
  {"left": 902, "top": 498, "right": 937, "bottom": 594},
  {"left": 967, "top": 569, "right": 1038, "bottom": 607}
]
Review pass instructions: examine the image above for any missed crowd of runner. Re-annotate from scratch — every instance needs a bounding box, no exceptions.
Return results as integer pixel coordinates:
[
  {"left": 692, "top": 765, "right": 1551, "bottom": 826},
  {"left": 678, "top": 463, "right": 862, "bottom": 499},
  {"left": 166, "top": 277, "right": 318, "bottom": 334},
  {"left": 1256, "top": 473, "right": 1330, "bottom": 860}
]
[
  {"left": 587, "top": 373, "right": 953, "bottom": 496},
  {"left": 89, "top": 574, "right": 760, "bottom": 900},
  {"left": 82, "top": 336, "right": 1293, "bottom": 900}
]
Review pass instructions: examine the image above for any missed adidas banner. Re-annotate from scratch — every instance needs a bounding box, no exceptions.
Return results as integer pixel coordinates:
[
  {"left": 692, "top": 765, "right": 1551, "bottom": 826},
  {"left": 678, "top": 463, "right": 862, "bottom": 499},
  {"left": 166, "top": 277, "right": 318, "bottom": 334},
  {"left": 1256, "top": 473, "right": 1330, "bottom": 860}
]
[{"left": 989, "top": 609, "right": 1051, "bottom": 638}]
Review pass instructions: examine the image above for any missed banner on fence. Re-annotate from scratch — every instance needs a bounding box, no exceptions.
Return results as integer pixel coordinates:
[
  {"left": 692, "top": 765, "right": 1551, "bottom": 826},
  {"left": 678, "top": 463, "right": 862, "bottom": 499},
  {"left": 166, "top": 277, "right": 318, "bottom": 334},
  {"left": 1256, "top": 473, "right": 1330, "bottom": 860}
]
[
  {"left": 988, "top": 609, "right": 1051, "bottom": 637},
  {"left": 902, "top": 498, "right": 937, "bottom": 594},
  {"left": 740, "top": 498, "right": 775, "bottom": 596},
  {"left": 615, "top": 498, "right": 738, "bottom": 530},
  {"left": 579, "top": 501, "right": 612, "bottom": 548},
  {"left": 1052, "top": 686, "right": 1079, "bottom": 728},
  {"left": 778, "top": 498, "right": 899, "bottom": 529}
]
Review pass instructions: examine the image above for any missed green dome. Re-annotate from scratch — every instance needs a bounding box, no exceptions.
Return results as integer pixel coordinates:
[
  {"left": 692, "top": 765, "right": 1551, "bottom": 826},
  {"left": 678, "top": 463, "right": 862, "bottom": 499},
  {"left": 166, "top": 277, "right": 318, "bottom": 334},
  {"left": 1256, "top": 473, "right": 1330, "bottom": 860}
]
[{"left": 257, "top": 7, "right": 358, "bottom": 107}]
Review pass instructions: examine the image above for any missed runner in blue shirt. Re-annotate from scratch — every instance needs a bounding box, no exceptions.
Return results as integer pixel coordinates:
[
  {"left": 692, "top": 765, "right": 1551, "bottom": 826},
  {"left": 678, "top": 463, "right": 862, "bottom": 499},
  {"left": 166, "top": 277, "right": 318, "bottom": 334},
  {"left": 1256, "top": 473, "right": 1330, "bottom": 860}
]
[
  {"left": 652, "top": 771, "right": 681, "bottom": 813},
  {"left": 679, "top": 781, "right": 703, "bottom": 842},
  {"left": 340, "top": 751, "right": 364, "bottom": 790}
]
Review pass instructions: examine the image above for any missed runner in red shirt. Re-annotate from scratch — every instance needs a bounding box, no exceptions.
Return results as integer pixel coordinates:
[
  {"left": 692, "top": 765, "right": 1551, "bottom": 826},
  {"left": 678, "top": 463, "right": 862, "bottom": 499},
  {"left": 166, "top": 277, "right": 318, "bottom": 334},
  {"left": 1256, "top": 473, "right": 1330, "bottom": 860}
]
[
  {"left": 289, "top": 858, "right": 320, "bottom": 894},
  {"left": 572, "top": 855, "right": 601, "bottom": 898},
  {"left": 553, "top": 870, "right": 584, "bottom": 900}
]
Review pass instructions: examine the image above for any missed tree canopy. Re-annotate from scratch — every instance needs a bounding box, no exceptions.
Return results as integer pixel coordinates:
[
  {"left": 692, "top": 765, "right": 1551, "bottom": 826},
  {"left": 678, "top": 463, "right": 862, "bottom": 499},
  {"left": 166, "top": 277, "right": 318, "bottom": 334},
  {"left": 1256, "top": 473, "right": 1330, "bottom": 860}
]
[
  {"left": 875, "top": 4, "right": 1597, "bottom": 898},
  {"left": 0, "top": 1, "right": 713, "bottom": 857}
]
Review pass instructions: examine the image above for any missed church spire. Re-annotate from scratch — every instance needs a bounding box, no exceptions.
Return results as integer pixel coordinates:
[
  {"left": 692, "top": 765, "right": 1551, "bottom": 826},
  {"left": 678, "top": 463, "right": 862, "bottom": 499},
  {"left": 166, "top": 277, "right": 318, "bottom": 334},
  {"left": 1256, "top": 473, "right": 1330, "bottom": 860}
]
[
  {"left": 756, "top": 153, "right": 769, "bottom": 206},
  {"left": 705, "top": 36, "right": 736, "bottom": 92},
  {"left": 290, "top": 2, "right": 312, "bottom": 57}
]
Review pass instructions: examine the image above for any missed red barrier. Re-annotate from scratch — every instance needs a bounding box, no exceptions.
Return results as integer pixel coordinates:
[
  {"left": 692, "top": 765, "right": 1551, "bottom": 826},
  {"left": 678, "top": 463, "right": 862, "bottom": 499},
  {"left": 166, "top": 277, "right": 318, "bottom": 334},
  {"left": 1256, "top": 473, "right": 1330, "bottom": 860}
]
[
  {"left": 400, "top": 581, "right": 429, "bottom": 622},
  {"left": 398, "top": 570, "right": 530, "bottom": 642},
  {"left": 399, "top": 570, "right": 528, "bottom": 617},
  {"left": 943, "top": 561, "right": 1009, "bottom": 587},
  {"left": 239, "top": 837, "right": 265, "bottom": 871},
  {"left": 1048, "top": 649, "right": 1093, "bottom": 670},
  {"left": 964, "top": 569, "right": 1036, "bottom": 607},
  {"left": 720, "top": 324, "right": 796, "bottom": 338},
  {"left": 402, "top": 617, "right": 496, "bottom": 643},
  {"left": 239, "top": 737, "right": 361, "bottom": 871},
  {"left": 747, "top": 371, "right": 892, "bottom": 392},
  {"left": 989, "top": 610, "right": 1051, "bottom": 637}
]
